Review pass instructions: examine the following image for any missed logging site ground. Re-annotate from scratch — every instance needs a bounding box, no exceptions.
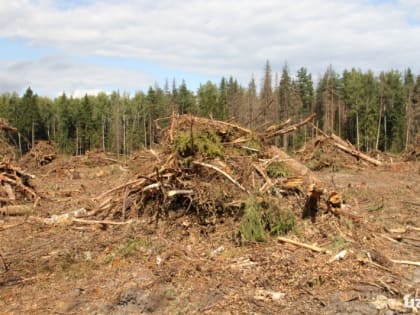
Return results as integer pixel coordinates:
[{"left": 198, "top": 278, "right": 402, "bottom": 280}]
[{"left": 0, "top": 115, "right": 419, "bottom": 315}]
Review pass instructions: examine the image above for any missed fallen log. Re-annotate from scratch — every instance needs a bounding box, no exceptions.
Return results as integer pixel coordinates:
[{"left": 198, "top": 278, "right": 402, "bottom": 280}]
[
  {"left": 331, "top": 141, "right": 382, "bottom": 166},
  {"left": 309, "top": 124, "right": 382, "bottom": 166}
]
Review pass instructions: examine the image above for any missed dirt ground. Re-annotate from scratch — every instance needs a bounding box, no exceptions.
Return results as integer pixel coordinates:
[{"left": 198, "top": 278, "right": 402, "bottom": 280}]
[{"left": 1, "top": 154, "right": 419, "bottom": 314}]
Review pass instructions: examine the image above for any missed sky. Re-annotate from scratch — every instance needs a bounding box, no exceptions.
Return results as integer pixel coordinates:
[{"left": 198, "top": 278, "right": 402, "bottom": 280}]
[{"left": 0, "top": 0, "right": 420, "bottom": 97}]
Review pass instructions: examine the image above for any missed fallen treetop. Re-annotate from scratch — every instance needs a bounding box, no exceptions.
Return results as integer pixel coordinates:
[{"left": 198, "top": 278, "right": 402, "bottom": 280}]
[{"left": 299, "top": 124, "right": 382, "bottom": 169}]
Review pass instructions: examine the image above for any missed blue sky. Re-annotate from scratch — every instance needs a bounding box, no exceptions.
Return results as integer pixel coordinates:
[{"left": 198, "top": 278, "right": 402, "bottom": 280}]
[{"left": 0, "top": 0, "right": 419, "bottom": 97}]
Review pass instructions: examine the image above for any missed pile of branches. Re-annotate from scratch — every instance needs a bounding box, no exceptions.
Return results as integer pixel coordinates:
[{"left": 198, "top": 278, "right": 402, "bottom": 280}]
[
  {"left": 90, "top": 113, "right": 325, "bottom": 224},
  {"left": 20, "top": 141, "right": 57, "bottom": 167},
  {"left": 0, "top": 118, "right": 18, "bottom": 162},
  {"left": 0, "top": 118, "right": 17, "bottom": 133},
  {"left": 403, "top": 134, "right": 420, "bottom": 162},
  {"left": 298, "top": 133, "right": 382, "bottom": 170},
  {"left": 0, "top": 162, "right": 39, "bottom": 214}
]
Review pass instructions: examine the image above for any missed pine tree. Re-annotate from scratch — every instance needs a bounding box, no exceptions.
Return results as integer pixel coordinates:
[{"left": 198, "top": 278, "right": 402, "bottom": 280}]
[
  {"left": 246, "top": 76, "right": 258, "bottom": 129},
  {"left": 198, "top": 81, "right": 219, "bottom": 118},
  {"left": 278, "top": 64, "right": 292, "bottom": 148},
  {"left": 177, "top": 80, "right": 195, "bottom": 115},
  {"left": 259, "top": 60, "right": 273, "bottom": 126},
  {"left": 18, "top": 87, "right": 40, "bottom": 150}
]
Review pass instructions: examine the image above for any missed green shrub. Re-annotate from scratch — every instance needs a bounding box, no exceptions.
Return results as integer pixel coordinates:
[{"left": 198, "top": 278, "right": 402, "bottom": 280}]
[
  {"left": 238, "top": 198, "right": 296, "bottom": 241},
  {"left": 238, "top": 198, "right": 266, "bottom": 242}
]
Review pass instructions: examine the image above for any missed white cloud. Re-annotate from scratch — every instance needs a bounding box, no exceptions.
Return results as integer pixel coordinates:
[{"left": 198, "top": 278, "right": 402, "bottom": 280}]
[
  {"left": 0, "top": 55, "right": 153, "bottom": 96},
  {"left": 0, "top": 0, "right": 419, "bottom": 94}
]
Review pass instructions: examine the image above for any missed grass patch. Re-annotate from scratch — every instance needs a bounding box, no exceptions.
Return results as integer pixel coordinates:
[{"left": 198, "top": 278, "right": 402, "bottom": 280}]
[
  {"left": 330, "top": 236, "right": 348, "bottom": 252},
  {"left": 267, "top": 162, "right": 290, "bottom": 178},
  {"left": 103, "top": 237, "right": 150, "bottom": 264},
  {"left": 367, "top": 202, "right": 384, "bottom": 212}
]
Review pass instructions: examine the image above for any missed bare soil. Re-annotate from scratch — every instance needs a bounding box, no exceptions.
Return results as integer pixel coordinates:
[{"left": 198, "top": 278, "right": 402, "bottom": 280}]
[{"left": 1, "top": 154, "right": 419, "bottom": 314}]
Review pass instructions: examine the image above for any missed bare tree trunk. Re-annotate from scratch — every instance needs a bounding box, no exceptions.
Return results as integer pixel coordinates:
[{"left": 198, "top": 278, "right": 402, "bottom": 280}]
[
  {"left": 149, "top": 113, "right": 153, "bottom": 148},
  {"left": 102, "top": 115, "right": 106, "bottom": 151},
  {"left": 376, "top": 97, "right": 383, "bottom": 151},
  {"left": 143, "top": 117, "right": 147, "bottom": 148},
  {"left": 405, "top": 117, "right": 410, "bottom": 151},
  {"left": 31, "top": 120, "right": 35, "bottom": 149},
  {"left": 75, "top": 125, "right": 79, "bottom": 156},
  {"left": 356, "top": 111, "right": 360, "bottom": 151},
  {"left": 18, "top": 132, "right": 22, "bottom": 156},
  {"left": 123, "top": 114, "right": 126, "bottom": 156},
  {"left": 405, "top": 94, "right": 412, "bottom": 150},
  {"left": 384, "top": 114, "right": 387, "bottom": 151}
]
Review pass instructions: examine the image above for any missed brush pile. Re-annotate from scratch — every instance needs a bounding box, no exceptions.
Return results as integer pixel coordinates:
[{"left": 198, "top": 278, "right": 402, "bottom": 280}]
[
  {"left": 20, "top": 141, "right": 57, "bottom": 167},
  {"left": 0, "top": 118, "right": 17, "bottom": 162},
  {"left": 402, "top": 134, "right": 420, "bottom": 162},
  {"left": 0, "top": 161, "right": 39, "bottom": 214},
  {"left": 298, "top": 134, "right": 382, "bottom": 170},
  {"left": 90, "top": 113, "right": 328, "bottom": 225}
]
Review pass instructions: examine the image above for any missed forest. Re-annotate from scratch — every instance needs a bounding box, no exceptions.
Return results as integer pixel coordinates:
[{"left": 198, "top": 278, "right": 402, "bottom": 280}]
[{"left": 0, "top": 61, "right": 419, "bottom": 156}]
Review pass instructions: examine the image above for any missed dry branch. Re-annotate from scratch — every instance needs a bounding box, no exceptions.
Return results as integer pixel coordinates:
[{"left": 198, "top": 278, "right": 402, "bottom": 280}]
[
  {"left": 192, "top": 161, "right": 249, "bottom": 193},
  {"left": 72, "top": 218, "right": 133, "bottom": 225},
  {"left": 390, "top": 259, "right": 420, "bottom": 267},
  {"left": 277, "top": 236, "right": 331, "bottom": 254},
  {"left": 264, "top": 113, "right": 316, "bottom": 139}
]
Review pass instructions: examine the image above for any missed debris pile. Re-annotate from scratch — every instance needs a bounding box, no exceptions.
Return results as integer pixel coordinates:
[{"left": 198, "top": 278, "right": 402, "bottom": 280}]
[
  {"left": 20, "top": 140, "right": 57, "bottom": 167},
  {"left": 0, "top": 118, "right": 17, "bottom": 162},
  {"left": 0, "top": 161, "right": 39, "bottom": 214},
  {"left": 89, "top": 113, "right": 331, "bottom": 228},
  {"left": 298, "top": 134, "right": 382, "bottom": 170},
  {"left": 402, "top": 134, "right": 420, "bottom": 161}
]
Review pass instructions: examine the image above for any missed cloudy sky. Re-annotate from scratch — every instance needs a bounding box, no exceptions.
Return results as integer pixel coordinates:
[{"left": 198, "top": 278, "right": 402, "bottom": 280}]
[{"left": 1, "top": 0, "right": 419, "bottom": 97}]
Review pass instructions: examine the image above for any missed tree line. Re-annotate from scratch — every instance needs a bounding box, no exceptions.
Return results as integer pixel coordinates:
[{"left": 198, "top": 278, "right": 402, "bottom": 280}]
[{"left": 0, "top": 61, "right": 419, "bottom": 156}]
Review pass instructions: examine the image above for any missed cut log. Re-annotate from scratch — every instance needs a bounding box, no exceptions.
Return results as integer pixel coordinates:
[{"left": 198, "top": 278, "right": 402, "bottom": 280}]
[
  {"left": 327, "top": 192, "right": 342, "bottom": 207},
  {"left": 267, "top": 146, "right": 321, "bottom": 186}
]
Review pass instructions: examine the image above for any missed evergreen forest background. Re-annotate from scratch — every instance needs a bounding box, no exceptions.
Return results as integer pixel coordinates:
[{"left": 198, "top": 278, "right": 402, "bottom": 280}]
[{"left": 1, "top": 61, "right": 419, "bottom": 156}]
